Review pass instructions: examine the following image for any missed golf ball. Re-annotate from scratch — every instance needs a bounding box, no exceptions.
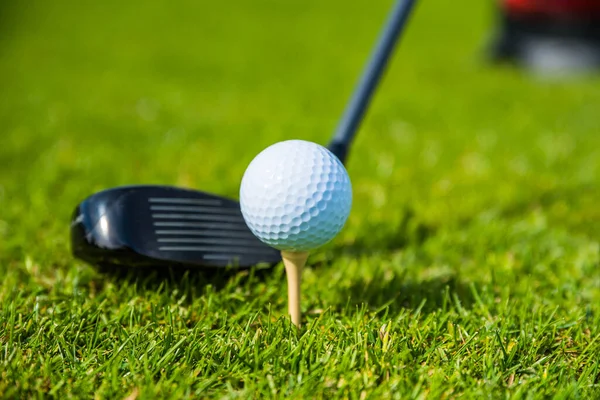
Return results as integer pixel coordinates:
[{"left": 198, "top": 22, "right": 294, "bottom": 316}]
[{"left": 240, "top": 140, "right": 352, "bottom": 252}]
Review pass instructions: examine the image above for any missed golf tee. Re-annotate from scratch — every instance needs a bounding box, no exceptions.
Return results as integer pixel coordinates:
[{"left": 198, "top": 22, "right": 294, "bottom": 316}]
[{"left": 281, "top": 250, "right": 309, "bottom": 328}]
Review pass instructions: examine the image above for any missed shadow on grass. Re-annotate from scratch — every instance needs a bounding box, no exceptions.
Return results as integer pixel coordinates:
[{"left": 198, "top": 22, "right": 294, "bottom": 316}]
[
  {"left": 91, "top": 262, "right": 275, "bottom": 304},
  {"left": 0, "top": 1, "right": 21, "bottom": 34},
  {"left": 92, "top": 261, "right": 476, "bottom": 318},
  {"left": 339, "top": 272, "right": 475, "bottom": 315},
  {"left": 330, "top": 206, "right": 438, "bottom": 257}
]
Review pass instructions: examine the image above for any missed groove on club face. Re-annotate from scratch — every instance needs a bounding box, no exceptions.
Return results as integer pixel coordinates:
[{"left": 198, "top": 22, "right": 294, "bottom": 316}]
[
  {"left": 154, "top": 229, "right": 258, "bottom": 238},
  {"left": 203, "top": 254, "right": 269, "bottom": 261},
  {"left": 153, "top": 221, "right": 252, "bottom": 230},
  {"left": 151, "top": 213, "right": 245, "bottom": 222},
  {"left": 149, "top": 205, "right": 241, "bottom": 214},
  {"left": 157, "top": 237, "right": 265, "bottom": 245},
  {"left": 158, "top": 246, "right": 280, "bottom": 254},
  {"left": 148, "top": 197, "right": 222, "bottom": 206}
]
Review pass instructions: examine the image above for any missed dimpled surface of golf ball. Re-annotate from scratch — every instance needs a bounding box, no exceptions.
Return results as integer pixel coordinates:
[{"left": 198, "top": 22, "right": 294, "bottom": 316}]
[{"left": 240, "top": 140, "right": 352, "bottom": 252}]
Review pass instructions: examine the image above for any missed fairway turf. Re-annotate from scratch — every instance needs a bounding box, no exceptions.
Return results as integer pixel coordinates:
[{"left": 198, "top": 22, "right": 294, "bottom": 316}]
[{"left": 1, "top": 0, "right": 600, "bottom": 398}]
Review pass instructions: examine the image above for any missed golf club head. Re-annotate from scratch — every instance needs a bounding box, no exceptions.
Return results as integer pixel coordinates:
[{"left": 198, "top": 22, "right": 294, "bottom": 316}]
[{"left": 70, "top": 185, "right": 282, "bottom": 269}]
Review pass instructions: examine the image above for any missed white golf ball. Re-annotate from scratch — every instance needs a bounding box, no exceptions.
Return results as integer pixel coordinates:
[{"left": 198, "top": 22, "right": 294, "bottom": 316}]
[{"left": 240, "top": 140, "right": 352, "bottom": 252}]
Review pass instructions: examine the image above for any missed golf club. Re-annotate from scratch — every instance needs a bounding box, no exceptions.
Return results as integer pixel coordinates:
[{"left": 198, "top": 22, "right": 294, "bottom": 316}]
[{"left": 70, "top": 0, "right": 417, "bottom": 269}]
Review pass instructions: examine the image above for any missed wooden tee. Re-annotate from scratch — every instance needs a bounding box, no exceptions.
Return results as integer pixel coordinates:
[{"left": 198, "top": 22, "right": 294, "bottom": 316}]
[{"left": 280, "top": 250, "right": 309, "bottom": 328}]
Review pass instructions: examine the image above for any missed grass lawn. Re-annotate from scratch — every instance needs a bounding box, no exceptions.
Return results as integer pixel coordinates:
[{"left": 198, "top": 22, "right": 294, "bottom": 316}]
[{"left": 1, "top": 0, "right": 600, "bottom": 398}]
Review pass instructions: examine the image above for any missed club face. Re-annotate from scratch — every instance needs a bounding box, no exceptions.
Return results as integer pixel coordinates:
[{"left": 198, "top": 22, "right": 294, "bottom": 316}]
[{"left": 70, "top": 185, "right": 282, "bottom": 269}]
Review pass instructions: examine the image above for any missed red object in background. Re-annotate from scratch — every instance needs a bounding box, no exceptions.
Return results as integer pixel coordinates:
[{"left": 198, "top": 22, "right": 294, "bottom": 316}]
[
  {"left": 504, "top": 0, "right": 600, "bottom": 17},
  {"left": 488, "top": 0, "right": 600, "bottom": 72}
]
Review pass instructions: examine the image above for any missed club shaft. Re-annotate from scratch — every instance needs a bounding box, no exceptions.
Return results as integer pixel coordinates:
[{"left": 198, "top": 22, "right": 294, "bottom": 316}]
[{"left": 328, "top": 0, "right": 416, "bottom": 163}]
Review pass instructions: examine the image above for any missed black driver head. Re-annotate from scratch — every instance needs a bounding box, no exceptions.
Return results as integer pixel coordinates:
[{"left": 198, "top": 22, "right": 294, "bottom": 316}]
[{"left": 70, "top": 185, "right": 282, "bottom": 269}]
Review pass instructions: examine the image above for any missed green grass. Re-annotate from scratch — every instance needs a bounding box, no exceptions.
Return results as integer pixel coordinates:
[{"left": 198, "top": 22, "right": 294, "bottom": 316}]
[{"left": 1, "top": 0, "right": 600, "bottom": 398}]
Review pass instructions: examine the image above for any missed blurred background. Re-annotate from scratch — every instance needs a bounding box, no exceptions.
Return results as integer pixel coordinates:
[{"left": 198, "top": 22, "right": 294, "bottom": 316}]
[
  {"left": 0, "top": 0, "right": 599, "bottom": 261},
  {"left": 488, "top": 0, "right": 600, "bottom": 74}
]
